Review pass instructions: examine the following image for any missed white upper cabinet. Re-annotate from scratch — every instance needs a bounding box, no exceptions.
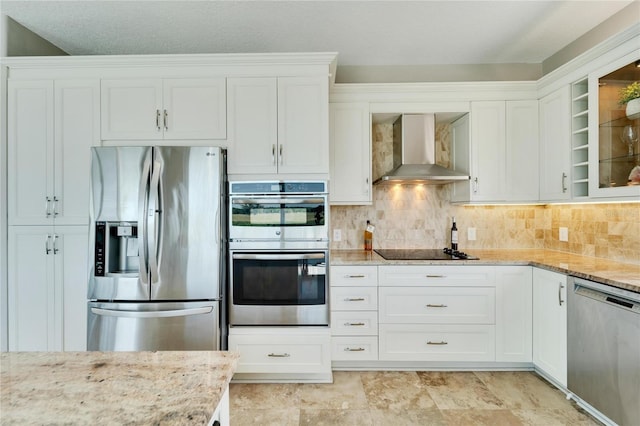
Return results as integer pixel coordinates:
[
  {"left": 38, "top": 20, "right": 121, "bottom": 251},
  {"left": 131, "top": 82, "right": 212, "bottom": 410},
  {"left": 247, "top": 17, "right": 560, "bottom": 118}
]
[
  {"left": 505, "top": 100, "right": 539, "bottom": 201},
  {"left": 539, "top": 86, "right": 572, "bottom": 201},
  {"left": 329, "top": 102, "right": 371, "bottom": 204},
  {"left": 226, "top": 78, "right": 279, "bottom": 174},
  {"left": 471, "top": 101, "right": 506, "bottom": 201},
  {"left": 452, "top": 100, "right": 539, "bottom": 203},
  {"left": 100, "top": 78, "right": 226, "bottom": 140},
  {"left": 8, "top": 79, "right": 100, "bottom": 226},
  {"left": 226, "top": 76, "right": 329, "bottom": 176}
]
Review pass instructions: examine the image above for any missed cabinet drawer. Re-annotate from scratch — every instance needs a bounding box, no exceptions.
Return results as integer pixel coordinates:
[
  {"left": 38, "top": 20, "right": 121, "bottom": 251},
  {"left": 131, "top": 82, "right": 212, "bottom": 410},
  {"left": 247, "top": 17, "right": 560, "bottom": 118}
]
[
  {"left": 330, "top": 286, "right": 378, "bottom": 311},
  {"left": 379, "top": 265, "right": 495, "bottom": 287},
  {"left": 379, "top": 287, "right": 495, "bottom": 324},
  {"left": 331, "top": 311, "right": 378, "bottom": 336},
  {"left": 331, "top": 336, "right": 378, "bottom": 361},
  {"left": 379, "top": 324, "right": 495, "bottom": 362},
  {"left": 228, "top": 329, "right": 330, "bottom": 374},
  {"left": 331, "top": 265, "right": 378, "bottom": 286}
]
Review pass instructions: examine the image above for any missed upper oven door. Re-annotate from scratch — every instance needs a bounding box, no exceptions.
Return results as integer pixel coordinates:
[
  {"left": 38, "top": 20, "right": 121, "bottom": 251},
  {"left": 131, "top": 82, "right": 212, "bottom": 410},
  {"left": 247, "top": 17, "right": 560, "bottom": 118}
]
[{"left": 229, "top": 194, "right": 328, "bottom": 242}]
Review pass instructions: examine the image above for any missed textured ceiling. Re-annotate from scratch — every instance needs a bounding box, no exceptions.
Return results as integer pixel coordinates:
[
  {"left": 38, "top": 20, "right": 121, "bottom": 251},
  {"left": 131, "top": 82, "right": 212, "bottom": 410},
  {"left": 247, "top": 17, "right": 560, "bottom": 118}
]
[{"left": 0, "top": 0, "right": 635, "bottom": 67}]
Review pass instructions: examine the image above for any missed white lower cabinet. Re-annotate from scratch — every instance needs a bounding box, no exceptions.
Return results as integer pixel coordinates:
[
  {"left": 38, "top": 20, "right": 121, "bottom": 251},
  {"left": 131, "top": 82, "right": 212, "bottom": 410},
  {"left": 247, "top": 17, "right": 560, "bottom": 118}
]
[
  {"left": 532, "top": 267, "right": 567, "bottom": 387},
  {"left": 330, "top": 265, "right": 379, "bottom": 362},
  {"left": 495, "top": 266, "right": 533, "bottom": 363},
  {"left": 322, "top": 264, "right": 538, "bottom": 371},
  {"left": 8, "top": 225, "right": 88, "bottom": 351},
  {"left": 379, "top": 324, "right": 496, "bottom": 361},
  {"left": 377, "top": 265, "right": 497, "bottom": 362},
  {"left": 228, "top": 327, "right": 332, "bottom": 382}
]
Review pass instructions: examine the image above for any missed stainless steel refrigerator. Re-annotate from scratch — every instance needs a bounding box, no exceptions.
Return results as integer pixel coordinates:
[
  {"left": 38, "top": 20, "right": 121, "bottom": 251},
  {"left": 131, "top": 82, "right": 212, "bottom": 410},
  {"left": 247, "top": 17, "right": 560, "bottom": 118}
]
[{"left": 87, "top": 146, "right": 226, "bottom": 351}]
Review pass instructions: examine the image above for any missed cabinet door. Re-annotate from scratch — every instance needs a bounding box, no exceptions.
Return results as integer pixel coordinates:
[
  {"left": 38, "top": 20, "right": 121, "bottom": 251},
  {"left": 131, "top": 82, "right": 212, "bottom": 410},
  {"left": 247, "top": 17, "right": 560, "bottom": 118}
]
[
  {"left": 506, "top": 101, "right": 539, "bottom": 201},
  {"left": 163, "top": 78, "right": 226, "bottom": 140},
  {"left": 329, "top": 102, "right": 371, "bottom": 204},
  {"left": 539, "top": 86, "right": 571, "bottom": 201},
  {"left": 57, "top": 226, "right": 89, "bottom": 351},
  {"left": 8, "top": 80, "right": 54, "bottom": 225},
  {"left": 495, "top": 266, "right": 532, "bottom": 363},
  {"left": 450, "top": 113, "right": 471, "bottom": 203},
  {"left": 277, "top": 76, "right": 329, "bottom": 174},
  {"left": 8, "top": 227, "right": 56, "bottom": 351},
  {"left": 101, "top": 79, "right": 163, "bottom": 140},
  {"left": 532, "top": 267, "right": 567, "bottom": 386},
  {"left": 54, "top": 80, "right": 100, "bottom": 226},
  {"left": 470, "top": 101, "right": 506, "bottom": 201},
  {"left": 226, "top": 78, "right": 278, "bottom": 174}
]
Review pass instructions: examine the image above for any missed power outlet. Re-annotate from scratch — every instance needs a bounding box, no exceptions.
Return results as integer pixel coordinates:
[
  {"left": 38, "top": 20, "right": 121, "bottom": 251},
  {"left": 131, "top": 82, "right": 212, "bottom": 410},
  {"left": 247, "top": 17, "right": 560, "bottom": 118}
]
[
  {"left": 333, "top": 229, "right": 342, "bottom": 242},
  {"left": 467, "top": 227, "right": 477, "bottom": 241},
  {"left": 559, "top": 227, "right": 569, "bottom": 242}
]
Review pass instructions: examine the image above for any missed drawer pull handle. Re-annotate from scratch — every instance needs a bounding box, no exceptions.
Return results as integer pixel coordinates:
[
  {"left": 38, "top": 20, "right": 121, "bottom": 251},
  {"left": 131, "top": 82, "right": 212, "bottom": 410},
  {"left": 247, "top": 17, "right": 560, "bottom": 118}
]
[
  {"left": 344, "top": 297, "right": 365, "bottom": 302},
  {"left": 426, "top": 275, "right": 445, "bottom": 278},
  {"left": 345, "top": 322, "right": 365, "bottom": 326},
  {"left": 267, "top": 353, "right": 290, "bottom": 358},
  {"left": 427, "top": 341, "right": 448, "bottom": 345},
  {"left": 346, "top": 274, "right": 366, "bottom": 278},
  {"left": 426, "top": 304, "right": 448, "bottom": 308},
  {"left": 344, "top": 347, "right": 365, "bottom": 352}
]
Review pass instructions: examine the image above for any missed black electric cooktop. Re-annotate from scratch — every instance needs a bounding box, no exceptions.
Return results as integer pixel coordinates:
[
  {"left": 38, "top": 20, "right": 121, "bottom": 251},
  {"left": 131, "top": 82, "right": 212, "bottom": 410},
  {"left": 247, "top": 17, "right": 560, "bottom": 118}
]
[{"left": 374, "top": 248, "right": 479, "bottom": 260}]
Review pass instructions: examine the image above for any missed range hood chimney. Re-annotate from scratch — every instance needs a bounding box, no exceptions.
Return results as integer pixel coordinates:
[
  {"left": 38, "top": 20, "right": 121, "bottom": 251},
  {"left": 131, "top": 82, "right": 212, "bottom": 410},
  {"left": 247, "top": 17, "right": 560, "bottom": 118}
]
[{"left": 374, "top": 114, "right": 470, "bottom": 185}]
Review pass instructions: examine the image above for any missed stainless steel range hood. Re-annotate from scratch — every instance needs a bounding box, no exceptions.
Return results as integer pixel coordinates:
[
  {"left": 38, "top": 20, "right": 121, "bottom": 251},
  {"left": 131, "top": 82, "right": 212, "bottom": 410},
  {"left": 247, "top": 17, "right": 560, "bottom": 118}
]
[{"left": 374, "top": 114, "right": 470, "bottom": 185}]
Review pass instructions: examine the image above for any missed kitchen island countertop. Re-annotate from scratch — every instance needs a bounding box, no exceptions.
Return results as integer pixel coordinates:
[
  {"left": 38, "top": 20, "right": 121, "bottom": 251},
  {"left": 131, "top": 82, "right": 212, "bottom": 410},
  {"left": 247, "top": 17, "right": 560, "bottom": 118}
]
[
  {"left": 331, "top": 249, "right": 640, "bottom": 293},
  {"left": 0, "top": 350, "right": 239, "bottom": 425}
]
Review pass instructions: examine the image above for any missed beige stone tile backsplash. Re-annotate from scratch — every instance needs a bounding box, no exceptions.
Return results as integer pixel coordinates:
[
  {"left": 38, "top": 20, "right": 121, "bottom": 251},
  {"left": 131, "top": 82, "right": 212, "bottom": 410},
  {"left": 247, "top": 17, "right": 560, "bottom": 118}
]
[
  {"left": 330, "top": 194, "right": 640, "bottom": 265},
  {"left": 330, "top": 121, "right": 640, "bottom": 265}
]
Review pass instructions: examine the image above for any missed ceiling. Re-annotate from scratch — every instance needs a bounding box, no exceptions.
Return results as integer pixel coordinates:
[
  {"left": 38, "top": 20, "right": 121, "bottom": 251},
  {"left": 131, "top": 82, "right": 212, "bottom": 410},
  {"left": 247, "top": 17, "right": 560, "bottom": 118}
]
[{"left": 1, "top": 1, "right": 636, "bottom": 75}]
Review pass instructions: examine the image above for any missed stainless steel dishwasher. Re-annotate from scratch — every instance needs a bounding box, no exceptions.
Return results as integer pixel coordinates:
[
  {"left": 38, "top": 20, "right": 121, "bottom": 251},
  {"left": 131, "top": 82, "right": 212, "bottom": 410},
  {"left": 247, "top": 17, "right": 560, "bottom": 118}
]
[{"left": 568, "top": 277, "right": 640, "bottom": 426}]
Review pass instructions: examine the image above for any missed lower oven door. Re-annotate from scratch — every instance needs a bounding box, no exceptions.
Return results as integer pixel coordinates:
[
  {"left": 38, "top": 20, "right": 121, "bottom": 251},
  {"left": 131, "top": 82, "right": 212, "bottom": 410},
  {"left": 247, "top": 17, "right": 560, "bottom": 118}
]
[{"left": 229, "top": 251, "right": 329, "bottom": 326}]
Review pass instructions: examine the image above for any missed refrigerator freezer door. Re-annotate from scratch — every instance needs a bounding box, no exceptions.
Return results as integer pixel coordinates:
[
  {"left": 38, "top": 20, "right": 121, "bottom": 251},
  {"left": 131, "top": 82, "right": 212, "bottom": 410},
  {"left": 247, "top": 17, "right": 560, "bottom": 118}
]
[
  {"left": 88, "top": 147, "right": 152, "bottom": 301},
  {"left": 87, "top": 301, "right": 220, "bottom": 350},
  {"left": 151, "top": 146, "right": 224, "bottom": 300}
]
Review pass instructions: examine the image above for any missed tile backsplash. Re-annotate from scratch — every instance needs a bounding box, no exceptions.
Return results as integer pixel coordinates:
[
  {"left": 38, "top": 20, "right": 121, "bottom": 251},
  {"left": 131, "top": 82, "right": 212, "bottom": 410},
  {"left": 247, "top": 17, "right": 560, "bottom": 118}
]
[
  {"left": 331, "top": 121, "right": 640, "bottom": 265},
  {"left": 330, "top": 191, "right": 640, "bottom": 265}
]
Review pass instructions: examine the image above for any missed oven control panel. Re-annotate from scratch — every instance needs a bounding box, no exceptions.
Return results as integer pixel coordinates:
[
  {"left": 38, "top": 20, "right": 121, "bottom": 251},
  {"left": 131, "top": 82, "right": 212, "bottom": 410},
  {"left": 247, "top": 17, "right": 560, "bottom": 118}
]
[{"left": 230, "top": 181, "right": 327, "bottom": 195}]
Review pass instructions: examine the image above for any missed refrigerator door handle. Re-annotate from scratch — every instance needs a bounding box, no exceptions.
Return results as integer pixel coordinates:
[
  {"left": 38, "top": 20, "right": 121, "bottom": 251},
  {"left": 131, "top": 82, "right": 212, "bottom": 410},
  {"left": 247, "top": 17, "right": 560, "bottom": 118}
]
[
  {"left": 91, "top": 306, "right": 213, "bottom": 318},
  {"left": 138, "top": 151, "right": 152, "bottom": 284},
  {"left": 148, "top": 157, "right": 162, "bottom": 285}
]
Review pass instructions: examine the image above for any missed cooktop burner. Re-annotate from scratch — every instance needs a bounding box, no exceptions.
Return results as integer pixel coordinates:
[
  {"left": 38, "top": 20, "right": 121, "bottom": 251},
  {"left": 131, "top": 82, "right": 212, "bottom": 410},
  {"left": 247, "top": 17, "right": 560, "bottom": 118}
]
[{"left": 374, "top": 248, "right": 479, "bottom": 260}]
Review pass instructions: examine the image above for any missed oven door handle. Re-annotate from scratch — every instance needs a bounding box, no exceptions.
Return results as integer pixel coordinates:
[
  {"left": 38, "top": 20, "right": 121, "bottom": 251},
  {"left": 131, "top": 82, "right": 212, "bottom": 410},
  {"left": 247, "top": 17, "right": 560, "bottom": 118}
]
[
  {"left": 232, "top": 253, "right": 326, "bottom": 260},
  {"left": 231, "top": 198, "right": 325, "bottom": 205}
]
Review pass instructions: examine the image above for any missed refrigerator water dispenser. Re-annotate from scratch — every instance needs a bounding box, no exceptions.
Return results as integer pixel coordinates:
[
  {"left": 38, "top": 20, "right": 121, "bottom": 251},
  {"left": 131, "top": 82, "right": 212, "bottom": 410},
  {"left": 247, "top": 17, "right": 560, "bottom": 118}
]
[{"left": 94, "top": 221, "right": 139, "bottom": 276}]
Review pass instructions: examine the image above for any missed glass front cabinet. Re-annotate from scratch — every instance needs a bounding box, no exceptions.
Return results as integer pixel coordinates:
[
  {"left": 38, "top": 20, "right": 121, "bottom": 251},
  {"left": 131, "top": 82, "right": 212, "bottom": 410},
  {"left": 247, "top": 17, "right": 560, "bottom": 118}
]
[{"left": 589, "top": 55, "right": 640, "bottom": 198}]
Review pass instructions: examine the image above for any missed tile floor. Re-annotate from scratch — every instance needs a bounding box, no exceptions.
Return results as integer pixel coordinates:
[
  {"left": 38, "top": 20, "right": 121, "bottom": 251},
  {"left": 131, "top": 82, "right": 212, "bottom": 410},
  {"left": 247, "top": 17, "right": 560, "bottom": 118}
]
[{"left": 229, "top": 371, "right": 602, "bottom": 425}]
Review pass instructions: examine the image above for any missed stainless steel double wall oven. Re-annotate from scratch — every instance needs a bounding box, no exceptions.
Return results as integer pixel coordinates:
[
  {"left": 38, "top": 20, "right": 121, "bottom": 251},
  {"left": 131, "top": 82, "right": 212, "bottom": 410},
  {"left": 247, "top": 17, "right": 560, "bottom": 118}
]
[{"left": 228, "top": 181, "right": 329, "bottom": 326}]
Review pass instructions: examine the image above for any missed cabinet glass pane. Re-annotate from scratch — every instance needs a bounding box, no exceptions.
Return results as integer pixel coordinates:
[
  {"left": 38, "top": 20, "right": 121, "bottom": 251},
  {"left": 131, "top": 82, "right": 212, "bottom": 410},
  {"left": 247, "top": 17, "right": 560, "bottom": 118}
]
[{"left": 598, "top": 61, "right": 640, "bottom": 188}]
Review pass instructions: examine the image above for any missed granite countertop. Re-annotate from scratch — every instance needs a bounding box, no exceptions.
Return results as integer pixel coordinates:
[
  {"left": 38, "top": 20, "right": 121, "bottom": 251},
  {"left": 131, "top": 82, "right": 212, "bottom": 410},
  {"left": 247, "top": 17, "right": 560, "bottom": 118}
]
[
  {"left": 330, "top": 249, "right": 640, "bottom": 293},
  {"left": 0, "top": 351, "right": 239, "bottom": 425}
]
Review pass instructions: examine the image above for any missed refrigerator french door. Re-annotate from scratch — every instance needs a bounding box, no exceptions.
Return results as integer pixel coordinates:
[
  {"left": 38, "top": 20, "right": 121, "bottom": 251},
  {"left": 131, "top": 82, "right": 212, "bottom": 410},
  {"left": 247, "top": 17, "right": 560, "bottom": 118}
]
[{"left": 87, "top": 146, "right": 226, "bottom": 351}]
